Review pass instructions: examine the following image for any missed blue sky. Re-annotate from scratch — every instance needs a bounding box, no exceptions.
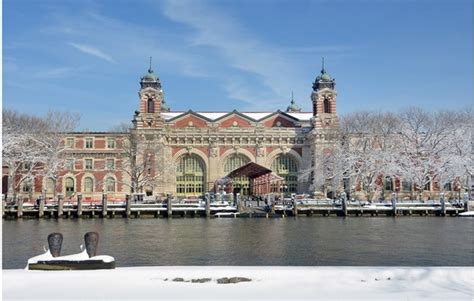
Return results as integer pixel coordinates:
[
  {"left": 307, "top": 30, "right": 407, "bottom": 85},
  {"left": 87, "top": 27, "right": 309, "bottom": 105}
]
[{"left": 3, "top": 0, "right": 472, "bottom": 131}]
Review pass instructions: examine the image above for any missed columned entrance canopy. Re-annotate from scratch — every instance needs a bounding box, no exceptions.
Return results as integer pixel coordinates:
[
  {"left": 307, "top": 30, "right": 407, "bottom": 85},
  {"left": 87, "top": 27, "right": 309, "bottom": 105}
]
[{"left": 215, "top": 162, "right": 284, "bottom": 195}]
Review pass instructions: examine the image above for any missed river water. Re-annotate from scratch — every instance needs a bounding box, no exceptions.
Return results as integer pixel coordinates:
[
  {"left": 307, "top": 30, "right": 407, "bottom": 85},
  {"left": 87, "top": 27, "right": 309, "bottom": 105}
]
[{"left": 2, "top": 217, "right": 473, "bottom": 269}]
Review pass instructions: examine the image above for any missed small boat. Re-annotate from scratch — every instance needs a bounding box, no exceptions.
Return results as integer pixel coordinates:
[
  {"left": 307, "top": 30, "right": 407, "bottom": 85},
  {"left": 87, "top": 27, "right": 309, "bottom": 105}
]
[
  {"left": 27, "top": 232, "right": 115, "bottom": 270},
  {"left": 458, "top": 211, "right": 474, "bottom": 217}
]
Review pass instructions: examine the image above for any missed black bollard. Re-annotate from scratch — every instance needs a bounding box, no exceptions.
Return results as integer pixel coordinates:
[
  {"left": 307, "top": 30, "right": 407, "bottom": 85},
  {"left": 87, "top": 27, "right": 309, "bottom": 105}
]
[
  {"left": 84, "top": 232, "right": 99, "bottom": 258},
  {"left": 48, "top": 233, "right": 63, "bottom": 257}
]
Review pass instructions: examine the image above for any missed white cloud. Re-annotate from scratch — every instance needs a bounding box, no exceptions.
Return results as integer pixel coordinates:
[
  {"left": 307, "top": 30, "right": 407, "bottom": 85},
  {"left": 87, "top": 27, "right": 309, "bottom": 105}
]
[
  {"left": 68, "top": 42, "right": 116, "bottom": 64},
  {"left": 161, "top": 0, "right": 314, "bottom": 109}
]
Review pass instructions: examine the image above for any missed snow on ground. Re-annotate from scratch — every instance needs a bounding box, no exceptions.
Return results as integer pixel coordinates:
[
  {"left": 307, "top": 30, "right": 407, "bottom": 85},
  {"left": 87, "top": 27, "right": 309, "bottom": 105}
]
[{"left": 3, "top": 266, "right": 473, "bottom": 300}]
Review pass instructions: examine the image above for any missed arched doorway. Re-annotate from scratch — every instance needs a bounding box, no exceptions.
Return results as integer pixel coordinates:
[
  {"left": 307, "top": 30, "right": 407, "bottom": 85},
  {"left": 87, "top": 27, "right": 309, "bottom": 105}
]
[
  {"left": 271, "top": 154, "right": 299, "bottom": 194},
  {"left": 224, "top": 154, "right": 251, "bottom": 195},
  {"left": 176, "top": 154, "right": 205, "bottom": 197}
]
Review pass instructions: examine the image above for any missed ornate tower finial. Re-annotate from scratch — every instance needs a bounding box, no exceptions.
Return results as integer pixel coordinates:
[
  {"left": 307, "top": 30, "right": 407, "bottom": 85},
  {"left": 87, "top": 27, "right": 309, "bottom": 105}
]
[
  {"left": 148, "top": 56, "right": 153, "bottom": 73},
  {"left": 291, "top": 91, "right": 294, "bottom": 104},
  {"left": 321, "top": 57, "right": 325, "bottom": 74}
]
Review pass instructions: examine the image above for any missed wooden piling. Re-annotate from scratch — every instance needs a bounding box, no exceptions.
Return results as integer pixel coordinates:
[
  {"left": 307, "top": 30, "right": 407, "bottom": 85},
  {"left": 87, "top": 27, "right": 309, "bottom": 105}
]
[
  {"left": 341, "top": 192, "right": 348, "bottom": 216},
  {"left": 102, "top": 194, "right": 108, "bottom": 218},
  {"left": 205, "top": 195, "right": 211, "bottom": 218},
  {"left": 440, "top": 193, "right": 446, "bottom": 216},
  {"left": 125, "top": 194, "right": 131, "bottom": 218},
  {"left": 77, "top": 194, "right": 82, "bottom": 217},
  {"left": 391, "top": 193, "right": 397, "bottom": 216},
  {"left": 38, "top": 199, "right": 45, "bottom": 218},
  {"left": 17, "top": 198, "right": 23, "bottom": 218},
  {"left": 292, "top": 199, "right": 298, "bottom": 217},
  {"left": 167, "top": 195, "right": 172, "bottom": 218},
  {"left": 57, "top": 195, "right": 64, "bottom": 218},
  {"left": 463, "top": 193, "right": 470, "bottom": 212},
  {"left": 2, "top": 200, "right": 5, "bottom": 218}
]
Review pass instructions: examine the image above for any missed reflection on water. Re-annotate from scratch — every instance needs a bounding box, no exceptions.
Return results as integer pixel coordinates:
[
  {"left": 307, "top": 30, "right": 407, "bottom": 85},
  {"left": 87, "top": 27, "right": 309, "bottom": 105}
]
[{"left": 3, "top": 217, "right": 473, "bottom": 269}]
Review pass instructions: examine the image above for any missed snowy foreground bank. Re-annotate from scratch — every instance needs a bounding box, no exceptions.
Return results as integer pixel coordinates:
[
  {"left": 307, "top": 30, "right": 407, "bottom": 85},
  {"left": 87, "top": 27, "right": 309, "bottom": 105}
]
[{"left": 3, "top": 266, "right": 473, "bottom": 300}]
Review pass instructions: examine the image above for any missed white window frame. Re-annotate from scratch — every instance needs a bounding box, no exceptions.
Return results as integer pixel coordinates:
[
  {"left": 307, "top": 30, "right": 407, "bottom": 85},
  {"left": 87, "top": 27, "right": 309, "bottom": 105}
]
[
  {"left": 85, "top": 137, "right": 94, "bottom": 149},
  {"left": 66, "top": 137, "right": 75, "bottom": 149},
  {"left": 84, "top": 158, "right": 93, "bottom": 170},
  {"left": 65, "top": 159, "right": 75, "bottom": 170},
  {"left": 106, "top": 158, "right": 115, "bottom": 170},
  {"left": 106, "top": 137, "right": 116, "bottom": 149}
]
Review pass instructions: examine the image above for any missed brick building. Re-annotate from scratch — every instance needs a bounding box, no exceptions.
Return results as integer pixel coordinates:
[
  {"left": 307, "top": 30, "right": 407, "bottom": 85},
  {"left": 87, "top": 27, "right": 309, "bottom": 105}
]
[{"left": 3, "top": 62, "right": 341, "bottom": 201}]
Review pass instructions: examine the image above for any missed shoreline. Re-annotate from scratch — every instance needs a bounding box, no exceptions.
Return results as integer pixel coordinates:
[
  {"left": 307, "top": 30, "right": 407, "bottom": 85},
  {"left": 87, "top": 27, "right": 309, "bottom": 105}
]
[{"left": 3, "top": 266, "right": 473, "bottom": 300}]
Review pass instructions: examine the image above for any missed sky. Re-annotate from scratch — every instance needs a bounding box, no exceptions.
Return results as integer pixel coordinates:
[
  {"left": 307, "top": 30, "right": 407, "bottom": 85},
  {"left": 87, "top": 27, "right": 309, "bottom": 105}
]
[{"left": 3, "top": 0, "right": 473, "bottom": 131}]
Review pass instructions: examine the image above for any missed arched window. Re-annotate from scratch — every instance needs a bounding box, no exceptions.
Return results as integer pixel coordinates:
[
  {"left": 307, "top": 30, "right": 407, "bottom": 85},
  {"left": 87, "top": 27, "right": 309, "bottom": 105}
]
[
  {"left": 105, "top": 177, "right": 116, "bottom": 192},
  {"left": 271, "top": 154, "right": 299, "bottom": 193},
  {"left": 384, "top": 177, "right": 393, "bottom": 191},
  {"left": 45, "top": 178, "right": 55, "bottom": 194},
  {"left": 402, "top": 180, "right": 412, "bottom": 191},
  {"left": 323, "top": 97, "right": 331, "bottom": 113},
  {"left": 224, "top": 154, "right": 251, "bottom": 195},
  {"left": 147, "top": 97, "right": 154, "bottom": 113},
  {"left": 84, "top": 177, "right": 94, "bottom": 193},
  {"left": 176, "top": 154, "right": 205, "bottom": 197},
  {"left": 65, "top": 177, "right": 75, "bottom": 196},
  {"left": 22, "top": 180, "right": 32, "bottom": 193}
]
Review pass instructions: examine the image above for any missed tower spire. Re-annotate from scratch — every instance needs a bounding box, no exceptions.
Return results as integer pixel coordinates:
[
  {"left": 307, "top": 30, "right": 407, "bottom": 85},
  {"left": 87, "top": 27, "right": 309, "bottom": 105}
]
[
  {"left": 148, "top": 56, "right": 153, "bottom": 73},
  {"left": 291, "top": 91, "right": 294, "bottom": 104},
  {"left": 321, "top": 57, "right": 325, "bottom": 74}
]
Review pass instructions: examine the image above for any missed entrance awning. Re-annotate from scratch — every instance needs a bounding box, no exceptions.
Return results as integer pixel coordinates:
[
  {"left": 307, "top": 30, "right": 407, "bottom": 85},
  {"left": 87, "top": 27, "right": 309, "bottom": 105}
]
[{"left": 226, "top": 162, "right": 272, "bottom": 179}]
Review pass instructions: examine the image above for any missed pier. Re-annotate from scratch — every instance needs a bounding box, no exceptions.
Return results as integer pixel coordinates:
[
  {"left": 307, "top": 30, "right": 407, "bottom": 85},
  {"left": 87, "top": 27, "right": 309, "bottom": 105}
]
[{"left": 2, "top": 193, "right": 471, "bottom": 219}]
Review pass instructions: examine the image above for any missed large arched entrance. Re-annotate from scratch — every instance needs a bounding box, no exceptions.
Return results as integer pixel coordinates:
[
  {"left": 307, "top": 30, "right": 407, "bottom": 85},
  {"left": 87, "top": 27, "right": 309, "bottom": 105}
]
[
  {"left": 271, "top": 154, "right": 299, "bottom": 194},
  {"left": 224, "top": 154, "right": 251, "bottom": 195},
  {"left": 175, "top": 154, "right": 205, "bottom": 197}
]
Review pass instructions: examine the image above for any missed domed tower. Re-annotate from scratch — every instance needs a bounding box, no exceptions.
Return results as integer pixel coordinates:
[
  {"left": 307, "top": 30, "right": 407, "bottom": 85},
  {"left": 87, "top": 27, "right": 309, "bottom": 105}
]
[
  {"left": 133, "top": 57, "right": 165, "bottom": 129},
  {"left": 310, "top": 58, "right": 338, "bottom": 129},
  {"left": 286, "top": 92, "right": 301, "bottom": 113}
]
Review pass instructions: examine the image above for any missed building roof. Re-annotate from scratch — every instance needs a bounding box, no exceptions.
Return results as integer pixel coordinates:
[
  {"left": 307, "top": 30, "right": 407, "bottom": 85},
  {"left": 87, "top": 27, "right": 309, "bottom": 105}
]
[
  {"left": 161, "top": 111, "right": 313, "bottom": 122},
  {"left": 226, "top": 162, "right": 272, "bottom": 179}
]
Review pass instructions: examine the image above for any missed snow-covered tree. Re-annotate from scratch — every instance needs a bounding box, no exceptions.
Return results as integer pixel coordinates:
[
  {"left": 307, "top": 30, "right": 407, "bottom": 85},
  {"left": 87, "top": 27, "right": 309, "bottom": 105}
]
[
  {"left": 38, "top": 111, "right": 80, "bottom": 198},
  {"left": 111, "top": 123, "right": 173, "bottom": 194},
  {"left": 392, "top": 107, "right": 464, "bottom": 199}
]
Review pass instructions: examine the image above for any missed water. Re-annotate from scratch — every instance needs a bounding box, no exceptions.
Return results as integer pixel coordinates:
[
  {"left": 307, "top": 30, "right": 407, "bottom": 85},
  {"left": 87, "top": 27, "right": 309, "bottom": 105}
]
[{"left": 2, "top": 217, "right": 473, "bottom": 269}]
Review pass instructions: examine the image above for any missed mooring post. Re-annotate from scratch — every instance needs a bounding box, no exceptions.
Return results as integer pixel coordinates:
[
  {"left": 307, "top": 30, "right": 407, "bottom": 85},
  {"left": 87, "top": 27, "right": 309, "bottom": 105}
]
[
  {"left": 102, "top": 193, "right": 108, "bottom": 218},
  {"left": 391, "top": 193, "right": 397, "bottom": 216},
  {"left": 463, "top": 193, "right": 470, "bottom": 212},
  {"left": 205, "top": 193, "right": 211, "bottom": 218},
  {"left": 39, "top": 197, "right": 45, "bottom": 218},
  {"left": 57, "top": 194, "right": 64, "bottom": 218},
  {"left": 341, "top": 192, "right": 347, "bottom": 216},
  {"left": 270, "top": 195, "right": 275, "bottom": 215},
  {"left": 77, "top": 193, "right": 82, "bottom": 217},
  {"left": 236, "top": 193, "right": 241, "bottom": 212},
  {"left": 2, "top": 199, "right": 5, "bottom": 218},
  {"left": 17, "top": 197, "right": 23, "bottom": 218},
  {"left": 125, "top": 194, "right": 131, "bottom": 218},
  {"left": 440, "top": 192, "right": 446, "bottom": 216},
  {"left": 48, "top": 233, "right": 63, "bottom": 257},
  {"left": 167, "top": 194, "right": 172, "bottom": 218},
  {"left": 292, "top": 197, "right": 298, "bottom": 217}
]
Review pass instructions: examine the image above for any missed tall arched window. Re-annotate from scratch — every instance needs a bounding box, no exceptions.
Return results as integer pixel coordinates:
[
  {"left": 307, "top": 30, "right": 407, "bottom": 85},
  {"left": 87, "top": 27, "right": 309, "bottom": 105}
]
[
  {"left": 271, "top": 154, "right": 299, "bottom": 193},
  {"left": 147, "top": 97, "right": 154, "bottom": 113},
  {"left": 224, "top": 154, "right": 251, "bottom": 195},
  {"left": 176, "top": 154, "right": 205, "bottom": 197},
  {"left": 105, "top": 177, "right": 116, "bottom": 192},
  {"left": 84, "top": 177, "right": 94, "bottom": 193},
  {"left": 323, "top": 97, "right": 331, "bottom": 113},
  {"left": 65, "top": 177, "right": 75, "bottom": 196},
  {"left": 384, "top": 177, "right": 393, "bottom": 191},
  {"left": 46, "top": 178, "right": 55, "bottom": 194}
]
